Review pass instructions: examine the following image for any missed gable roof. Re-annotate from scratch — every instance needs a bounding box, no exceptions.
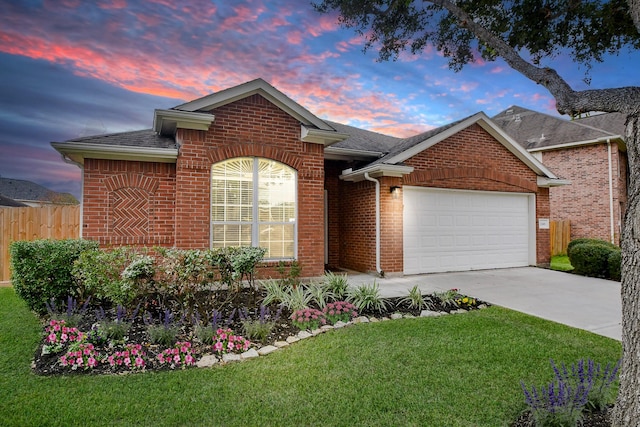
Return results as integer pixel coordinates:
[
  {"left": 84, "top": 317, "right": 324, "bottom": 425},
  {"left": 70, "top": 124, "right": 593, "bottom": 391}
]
[
  {"left": 0, "top": 178, "right": 77, "bottom": 204},
  {"left": 492, "top": 106, "right": 623, "bottom": 151},
  {"left": 575, "top": 112, "right": 626, "bottom": 137},
  {"left": 341, "top": 112, "right": 560, "bottom": 185}
]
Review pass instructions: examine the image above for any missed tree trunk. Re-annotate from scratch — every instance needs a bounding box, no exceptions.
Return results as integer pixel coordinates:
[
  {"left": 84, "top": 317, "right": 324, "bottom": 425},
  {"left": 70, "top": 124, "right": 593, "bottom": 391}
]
[{"left": 613, "top": 114, "right": 640, "bottom": 426}]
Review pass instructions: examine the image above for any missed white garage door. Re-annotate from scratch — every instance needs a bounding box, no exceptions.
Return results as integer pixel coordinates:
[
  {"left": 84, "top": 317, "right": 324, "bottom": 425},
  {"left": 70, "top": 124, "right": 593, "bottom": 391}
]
[{"left": 403, "top": 187, "right": 533, "bottom": 274}]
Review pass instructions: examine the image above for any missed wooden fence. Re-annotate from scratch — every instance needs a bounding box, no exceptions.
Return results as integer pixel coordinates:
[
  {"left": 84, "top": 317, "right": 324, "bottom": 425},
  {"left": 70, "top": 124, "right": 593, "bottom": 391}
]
[
  {"left": 550, "top": 220, "right": 571, "bottom": 257},
  {"left": 0, "top": 205, "right": 80, "bottom": 282}
]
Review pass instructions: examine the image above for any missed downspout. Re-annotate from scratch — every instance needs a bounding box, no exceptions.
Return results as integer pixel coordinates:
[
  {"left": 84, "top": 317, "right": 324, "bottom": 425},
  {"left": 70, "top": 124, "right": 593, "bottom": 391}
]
[
  {"left": 363, "top": 172, "right": 382, "bottom": 276},
  {"left": 607, "top": 139, "right": 615, "bottom": 244}
]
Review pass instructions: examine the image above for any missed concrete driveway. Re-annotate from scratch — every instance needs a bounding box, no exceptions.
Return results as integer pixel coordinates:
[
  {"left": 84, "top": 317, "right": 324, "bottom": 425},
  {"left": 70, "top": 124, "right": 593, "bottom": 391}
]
[{"left": 347, "top": 267, "right": 622, "bottom": 341}]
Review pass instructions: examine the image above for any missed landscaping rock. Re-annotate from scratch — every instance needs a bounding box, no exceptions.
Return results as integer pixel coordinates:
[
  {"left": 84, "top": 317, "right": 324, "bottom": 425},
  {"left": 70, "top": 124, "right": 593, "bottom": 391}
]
[
  {"left": 273, "top": 341, "right": 289, "bottom": 348},
  {"left": 420, "top": 310, "right": 441, "bottom": 317},
  {"left": 390, "top": 313, "right": 403, "bottom": 320},
  {"left": 286, "top": 336, "right": 300, "bottom": 344},
  {"left": 222, "top": 353, "right": 242, "bottom": 363},
  {"left": 355, "top": 316, "right": 370, "bottom": 323},
  {"left": 311, "top": 328, "right": 325, "bottom": 336},
  {"left": 321, "top": 325, "right": 334, "bottom": 331},
  {"left": 196, "top": 355, "right": 219, "bottom": 368},
  {"left": 403, "top": 314, "right": 415, "bottom": 319},
  {"left": 333, "top": 321, "right": 348, "bottom": 329},
  {"left": 257, "top": 345, "right": 278, "bottom": 356},
  {"left": 369, "top": 317, "right": 379, "bottom": 322},
  {"left": 298, "top": 331, "right": 313, "bottom": 339},
  {"left": 241, "top": 349, "right": 259, "bottom": 359}
]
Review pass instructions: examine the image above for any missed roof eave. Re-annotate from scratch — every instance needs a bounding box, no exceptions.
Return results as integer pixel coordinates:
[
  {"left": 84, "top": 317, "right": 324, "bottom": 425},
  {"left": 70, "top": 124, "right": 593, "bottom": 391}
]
[
  {"left": 324, "top": 147, "right": 384, "bottom": 161},
  {"left": 153, "top": 109, "right": 215, "bottom": 135},
  {"left": 51, "top": 142, "right": 178, "bottom": 166},
  {"left": 301, "top": 125, "right": 350, "bottom": 146},
  {"left": 528, "top": 136, "right": 626, "bottom": 153},
  {"left": 537, "top": 177, "right": 571, "bottom": 188},
  {"left": 340, "top": 164, "right": 414, "bottom": 182}
]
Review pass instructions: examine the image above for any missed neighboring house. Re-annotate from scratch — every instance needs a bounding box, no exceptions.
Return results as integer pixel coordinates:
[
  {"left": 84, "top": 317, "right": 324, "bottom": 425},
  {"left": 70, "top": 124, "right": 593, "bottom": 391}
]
[
  {"left": 0, "top": 194, "right": 27, "bottom": 207},
  {"left": 52, "top": 79, "right": 564, "bottom": 277},
  {"left": 493, "top": 106, "right": 627, "bottom": 245},
  {"left": 0, "top": 177, "right": 79, "bottom": 207}
]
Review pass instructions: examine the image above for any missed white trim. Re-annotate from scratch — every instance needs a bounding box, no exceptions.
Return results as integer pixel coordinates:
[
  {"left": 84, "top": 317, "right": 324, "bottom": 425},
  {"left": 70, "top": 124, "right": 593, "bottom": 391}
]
[
  {"left": 528, "top": 135, "right": 625, "bottom": 153},
  {"left": 324, "top": 146, "right": 384, "bottom": 161},
  {"left": 340, "top": 164, "right": 414, "bottom": 182},
  {"left": 153, "top": 109, "right": 215, "bottom": 135},
  {"left": 50, "top": 142, "right": 178, "bottom": 165},
  {"left": 537, "top": 177, "right": 571, "bottom": 187},
  {"left": 301, "top": 125, "right": 350, "bottom": 146}
]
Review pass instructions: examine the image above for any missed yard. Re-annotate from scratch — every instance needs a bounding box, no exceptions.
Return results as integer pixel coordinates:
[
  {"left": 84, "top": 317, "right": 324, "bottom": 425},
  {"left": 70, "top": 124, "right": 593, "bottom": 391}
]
[{"left": 0, "top": 287, "right": 620, "bottom": 427}]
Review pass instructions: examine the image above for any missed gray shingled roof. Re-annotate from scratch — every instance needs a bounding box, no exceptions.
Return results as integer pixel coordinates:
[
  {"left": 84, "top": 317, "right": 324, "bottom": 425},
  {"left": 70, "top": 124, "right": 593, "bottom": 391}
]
[
  {"left": 0, "top": 178, "right": 76, "bottom": 204},
  {"left": 0, "top": 194, "right": 27, "bottom": 207},
  {"left": 64, "top": 129, "right": 177, "bottom": 149},
  {"left": 492, "top": 106, "right": 617, "bottom": 150},
  {"left": 575, "top": 112, "right": 626, "bottom": 137},
  {"left": 325, "top": 120, "right": 401, "bottom": 152}
]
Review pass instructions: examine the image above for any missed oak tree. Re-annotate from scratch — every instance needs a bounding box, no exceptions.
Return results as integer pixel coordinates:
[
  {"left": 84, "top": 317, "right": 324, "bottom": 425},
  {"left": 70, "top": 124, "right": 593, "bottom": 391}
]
[{"left": 314, "top": 1, "right": 640, "bottom": 424}]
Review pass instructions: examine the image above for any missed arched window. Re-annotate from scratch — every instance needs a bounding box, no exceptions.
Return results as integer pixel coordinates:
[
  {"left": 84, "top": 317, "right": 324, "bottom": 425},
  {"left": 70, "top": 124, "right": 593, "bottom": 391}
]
[{"left": 211, "top": 157, "right": 297, "bottom": 259}]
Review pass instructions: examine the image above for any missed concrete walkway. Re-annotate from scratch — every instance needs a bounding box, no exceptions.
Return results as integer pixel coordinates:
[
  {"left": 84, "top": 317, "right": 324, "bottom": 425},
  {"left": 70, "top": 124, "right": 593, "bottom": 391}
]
[{"left": 347, "top": 267, "right": 622, "bottom": 341}]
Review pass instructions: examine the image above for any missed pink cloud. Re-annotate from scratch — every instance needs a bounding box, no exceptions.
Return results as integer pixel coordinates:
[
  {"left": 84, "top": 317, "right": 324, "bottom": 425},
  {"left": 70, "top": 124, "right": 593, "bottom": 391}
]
[
  {"left": 97, "top": 0, "right": 127, "bottom": 9},
  {"left": 490, "top": 66, "right": 504, "bottom": 74}
]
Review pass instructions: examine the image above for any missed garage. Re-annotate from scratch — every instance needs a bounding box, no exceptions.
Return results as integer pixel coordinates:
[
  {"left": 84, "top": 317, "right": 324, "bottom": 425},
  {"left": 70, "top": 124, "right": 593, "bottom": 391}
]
[{"left": 403, "top": 187, "right": 535, "bottom": 274}]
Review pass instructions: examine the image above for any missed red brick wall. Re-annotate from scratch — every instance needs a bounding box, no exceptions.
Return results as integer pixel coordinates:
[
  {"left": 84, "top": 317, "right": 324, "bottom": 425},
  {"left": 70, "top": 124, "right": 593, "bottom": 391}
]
[
  {"left": 324, "top": 161, "right": 343, "bottom": 270},
  {"left": 542, "top": 143, "right": 625, "bottom": 245},
  {"left": 82, "top": 159, "right": 176, "bottom": 246},
  {"left": 175, "top": 94, "right": 326, "bottom": 277}
]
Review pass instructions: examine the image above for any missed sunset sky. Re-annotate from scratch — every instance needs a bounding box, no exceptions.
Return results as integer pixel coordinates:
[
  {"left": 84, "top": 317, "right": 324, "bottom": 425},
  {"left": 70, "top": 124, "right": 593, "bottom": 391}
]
[{"left": 1, "top": 0, "right": 639, "bottom": 199}]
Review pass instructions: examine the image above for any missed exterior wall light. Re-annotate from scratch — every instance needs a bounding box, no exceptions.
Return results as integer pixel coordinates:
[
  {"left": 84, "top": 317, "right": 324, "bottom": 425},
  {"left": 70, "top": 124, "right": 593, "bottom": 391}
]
[{"left": 390, "top": 186, "right": 400, "bottom": 199}]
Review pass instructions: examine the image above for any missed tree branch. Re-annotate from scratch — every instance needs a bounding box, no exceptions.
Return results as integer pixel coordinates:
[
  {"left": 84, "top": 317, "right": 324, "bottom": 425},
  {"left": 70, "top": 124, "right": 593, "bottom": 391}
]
[{"left": 429, "top": 0, "right": 640, "bottom": 115}]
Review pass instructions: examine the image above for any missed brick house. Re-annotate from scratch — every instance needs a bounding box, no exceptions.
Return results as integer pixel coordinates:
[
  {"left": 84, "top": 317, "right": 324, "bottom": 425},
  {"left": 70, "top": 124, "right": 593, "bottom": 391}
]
[
  {"left": 52, "top": 79, "right": 564, "bottom": 277},
  {"left": 493, "top": 106, "right": 627, "bottom": 245}
]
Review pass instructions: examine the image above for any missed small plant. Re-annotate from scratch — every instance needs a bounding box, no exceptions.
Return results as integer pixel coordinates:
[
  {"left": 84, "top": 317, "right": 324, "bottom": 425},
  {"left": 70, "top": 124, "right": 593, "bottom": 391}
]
[
  {"left": 347, "top": 282, "right": 388, "bottom": 313},
  {"left": 106, "top": 343, "right": 147, "bottom": 371},
  {"left": 45, "top": 295, "right": 91, "bottom": 327},
  {"left": 521, "top": 377, "right": 590, "bottom": 427},
  {"left": 323, "top": 301, "right": 358, "bottom": 324},
  {"left": 551, "top": 358, "right": 620, "bottom": 412},
  {"left": 455, "top": 295, "right": 478, "bottom": 310},
  {"left": 97, "top": 304, "right": 135, "bottom": 342},
  {"left": 260, "top": 279, "right": 287, "bottom": 306},
  {"left": 400, "top": 285, "right": 429, "bottom": 310},
  {"left": 43, "top": 319, "right": 85, "bottom": 354},
  {"left": 434, "top": 288, "right": 460, "bottom": 310},
  {"left": 305, "top": 281, "right": 336, "bottom": 309},
  {"left": 240, "top": 305, "right": 281, "bottom": 344},
  {"left": 211, "top": 327, "right": 251, "bottom": 355},
  {"left": 147, "top": 309, "right": 181, "bottom": 347},
  {"left": 85, "top": 324, "right": 109, "bottom": 347},
  {"left": 157, "top": 341, "right": 196, "bottom": 369},
  {"left": 291, "top": 308, "right": 327, "bottom": 330},
  {"left": 276, "top": 260, "right": 302, "bottom": 289},
  {"left": 323, "top": 271, "right": 349, "bottom": 300},
  {"left": 279, "top": 285, "right": 313, "bottom": 311},
  {"left": 59, "top": 342, "right": 100, "bottom": 370}
]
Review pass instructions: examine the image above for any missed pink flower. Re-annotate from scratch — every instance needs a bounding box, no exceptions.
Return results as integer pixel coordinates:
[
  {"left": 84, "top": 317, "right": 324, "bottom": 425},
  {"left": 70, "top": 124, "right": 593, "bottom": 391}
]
[
  {"left": 124, "top": 357, "right": 131, "bottom": 366},
  {"left": 60, "top": 355, "right": 68, "bottom": 366},
  {"left": 88, "top": 357, "right": 97, "bottom": 368},
  {"left": 185, "top": 354, "right": 194, "bottom": 365},
  {"left": 173, "top": 355, "right": 181, "bottom": 363},
  {"left": 135, "top": 357, "right": 145, "bottom": 367},
  {"left": 47, "top": 333, "right": 57, "bottom": 343},
  {"left": 228, "top": 342, "right": 235, "bottom": 351},
  {"left": 60, "top": 333, "right": 68, "bottom": 342},
  {"left": 214, "top": 342, "right": 223, "bottom": 352},
  {"left": 76, "top": 357, "right": 83, "bottom": 366}
]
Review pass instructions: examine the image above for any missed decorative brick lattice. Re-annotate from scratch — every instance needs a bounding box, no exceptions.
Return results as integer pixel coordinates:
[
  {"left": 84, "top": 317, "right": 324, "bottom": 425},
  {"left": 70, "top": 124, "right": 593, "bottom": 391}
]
[{"left": 110, "top": 187, "right": 150, "bottom": 237}]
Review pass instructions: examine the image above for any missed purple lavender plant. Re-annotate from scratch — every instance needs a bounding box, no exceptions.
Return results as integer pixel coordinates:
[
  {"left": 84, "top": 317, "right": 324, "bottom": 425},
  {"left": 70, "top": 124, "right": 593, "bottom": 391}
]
[{"left": 552, "top": 358, "right": 620, "bottom": 412}]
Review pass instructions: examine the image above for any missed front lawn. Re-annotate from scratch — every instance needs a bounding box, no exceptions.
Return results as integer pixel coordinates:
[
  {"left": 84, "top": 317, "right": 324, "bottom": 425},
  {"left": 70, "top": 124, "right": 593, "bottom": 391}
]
[
  {"left": 551, "top": 254, "right": 574, "bottom": 272},
  {"left": 0, "top": 288, "right": 620, "bottom": 426}
]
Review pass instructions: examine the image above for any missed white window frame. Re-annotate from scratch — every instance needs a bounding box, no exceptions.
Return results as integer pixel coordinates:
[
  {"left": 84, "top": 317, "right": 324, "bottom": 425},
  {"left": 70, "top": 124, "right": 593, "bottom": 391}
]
[{"left": 210, "top": 157, "right": 297, "bottom": 260}]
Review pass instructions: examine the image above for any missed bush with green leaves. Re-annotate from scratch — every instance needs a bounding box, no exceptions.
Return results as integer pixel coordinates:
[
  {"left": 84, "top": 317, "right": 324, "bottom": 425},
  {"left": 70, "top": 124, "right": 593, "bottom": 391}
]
[
  {"left": 146, "top": 309, "right": 181, "bottom": 347},
  {"left": 400, "top": 285, "right": 430, "bottom": 310},
  {"left": 347, "top": 282, "right": 388, "bottom": 313},
  {"left": 10, "top": 238, "right": 99, "bottom": 314},
  {"left": 608, "top": 250, "right": 622, "bottom": 281},
  {"left": 566, "top": 238, "right": 617, "bottom": 259},
  {"left": 569, "top": 242, "right": 620, "bottom": 279},
  {"left": 73, "top": 247, "right": 146, "bottom": 307}
]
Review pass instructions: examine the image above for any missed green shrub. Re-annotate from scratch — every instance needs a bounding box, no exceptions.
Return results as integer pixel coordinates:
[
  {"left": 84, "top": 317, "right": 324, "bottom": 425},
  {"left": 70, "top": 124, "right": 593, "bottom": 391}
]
[
  {"left": 567, "top": 238, "right": 617, "bottom": 259},
  {"left": 10, "top": 239, "right": 98, "bottom": 314},
  {"left": 608, "top": 250, "right": 622, "bottom": 281},
  {"left": 569, "top": 243, "right": 617, "bottom": 278},
  {"left": 73, "top": 247, "right": 146, "bottom": 307}
]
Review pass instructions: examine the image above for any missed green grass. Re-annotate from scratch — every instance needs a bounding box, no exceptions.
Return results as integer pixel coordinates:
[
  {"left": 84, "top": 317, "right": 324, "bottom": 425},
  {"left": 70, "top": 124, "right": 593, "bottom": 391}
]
[
  {"left": 551, "top": 254, "right": 574, "bottom": 272},
  {"left": 0, "top": 288, "right": 620, "bottom": 426}
]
